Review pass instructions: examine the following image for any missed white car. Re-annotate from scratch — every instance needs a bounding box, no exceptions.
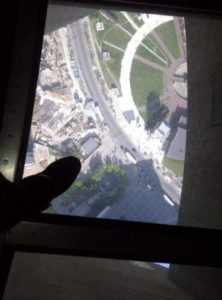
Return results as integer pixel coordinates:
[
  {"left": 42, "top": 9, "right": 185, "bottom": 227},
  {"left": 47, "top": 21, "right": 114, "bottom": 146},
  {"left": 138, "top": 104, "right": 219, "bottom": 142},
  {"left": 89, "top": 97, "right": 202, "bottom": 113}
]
[{"left": 147, "top": 184, "right": 152, "bottom": 190}]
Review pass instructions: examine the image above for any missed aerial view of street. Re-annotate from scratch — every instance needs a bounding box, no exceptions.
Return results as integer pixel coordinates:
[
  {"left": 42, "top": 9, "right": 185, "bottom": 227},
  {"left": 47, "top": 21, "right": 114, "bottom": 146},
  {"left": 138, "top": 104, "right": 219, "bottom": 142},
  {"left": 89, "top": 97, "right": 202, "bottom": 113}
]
[{"left": 24, "top": 8, "right": 187, "bottom": 225}]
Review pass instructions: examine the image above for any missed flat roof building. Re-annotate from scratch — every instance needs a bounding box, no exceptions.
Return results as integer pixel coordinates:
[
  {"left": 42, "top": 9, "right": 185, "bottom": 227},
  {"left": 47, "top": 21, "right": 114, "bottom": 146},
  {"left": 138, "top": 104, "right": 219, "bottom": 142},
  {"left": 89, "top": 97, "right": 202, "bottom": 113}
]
[
  {"left": 102, "top": 51, "right": 111, "bottom": 61},
  {"left": 96, "top": 21, "right": 104, "bottom": 31},
  {"left": 167, "top": 116, "right": 187, "bottom": 161},
  {"left": 123, "top": 110, "right": 135, "bottom": 124},
  {"left": 80, "top": 135, "right": 101, "bottom": 158}
]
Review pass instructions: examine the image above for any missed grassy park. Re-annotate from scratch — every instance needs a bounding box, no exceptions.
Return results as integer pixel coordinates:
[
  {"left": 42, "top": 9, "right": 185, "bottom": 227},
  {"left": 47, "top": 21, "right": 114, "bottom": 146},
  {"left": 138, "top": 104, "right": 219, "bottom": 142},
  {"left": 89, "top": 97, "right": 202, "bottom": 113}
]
[
  {"left": 130, "top": 61, "right": 164, "bottom": 108},
  {"left": 91, "top": 13, "right": 131, "bottom": 50},
  {"left": 164, "top": 157, "right": 184, "bottom": 177},
  {"left": 136, "top": 41, "right": 167, "bottom": 67},
  {"left": 111, "top": 11, "right": 136, "bottom": 34},
  {"left": 155, "top": 20, "right": 180, "bottom": 59},
  {"left": 90, "top": 12, "right": 180, "bottom": 127},
  {"left": 103, "top": 45, "right": 124, "bottom": 84}
]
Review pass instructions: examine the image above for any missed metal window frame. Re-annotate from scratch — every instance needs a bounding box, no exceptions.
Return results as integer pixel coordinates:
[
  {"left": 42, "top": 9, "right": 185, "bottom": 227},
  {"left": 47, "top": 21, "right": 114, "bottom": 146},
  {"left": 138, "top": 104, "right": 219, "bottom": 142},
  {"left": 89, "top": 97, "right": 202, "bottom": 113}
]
[{"left": 1, "top": 0, "right": 222, "bottom": 298}]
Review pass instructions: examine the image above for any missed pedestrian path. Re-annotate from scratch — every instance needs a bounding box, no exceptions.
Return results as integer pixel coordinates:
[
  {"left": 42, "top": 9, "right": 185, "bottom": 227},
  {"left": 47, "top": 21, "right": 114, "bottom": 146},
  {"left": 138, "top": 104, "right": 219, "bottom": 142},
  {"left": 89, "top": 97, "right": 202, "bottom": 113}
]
[{"left": 151, "top": 30, "right": 175, "bottom": 63}]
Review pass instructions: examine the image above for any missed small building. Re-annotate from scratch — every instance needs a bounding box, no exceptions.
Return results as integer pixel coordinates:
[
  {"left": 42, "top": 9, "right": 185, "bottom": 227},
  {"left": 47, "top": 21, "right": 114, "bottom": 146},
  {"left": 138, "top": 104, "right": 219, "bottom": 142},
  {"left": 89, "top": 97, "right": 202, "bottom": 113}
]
[
  {"left": 156, "top": 122, "right": 170, "bottom": 141},
  {"left": 102, "top": 51, "right": 111, "bottom": 61},
  {"left": 39, "top": 68, "right": 60, "bottom": 91},
  {"left": 167, "top": 116, "right": 187, "bottom": 161},
  {"left": 25, "top": 152, "right": 35, "bottom": 166},
  {"left": 73, "top": 66, "right": 79, "bottom": 78},
  {"left": 178, "top": 116, "right": 187, "bottom": 129},
  {"left": 123, "top": 110, "right": 135, "bottom": 124},
  {"left": 167, "top": 127, "right": 187, "bottom": 161},
  {"left": 62, "top": 138, "right": 75, "bottom": 148},
  {"left": 111, "top": 84, "right": 120, "bottom": 96},
  {"left": 80, "top": 135, "right": 101, "bottom": 159},
  {"left": 96, "top": 21, "right": 104, "bottom": 31}
]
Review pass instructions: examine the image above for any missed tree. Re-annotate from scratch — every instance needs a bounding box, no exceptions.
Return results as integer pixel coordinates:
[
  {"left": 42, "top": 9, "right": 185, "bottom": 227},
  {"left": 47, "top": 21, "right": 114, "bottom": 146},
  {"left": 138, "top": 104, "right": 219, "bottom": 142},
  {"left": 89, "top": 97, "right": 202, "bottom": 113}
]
[
  {"left": 73, "top": 180, "right": 84, "bottom": 191},
  {"left": 146, "top": 91, "right": 168, "bottom": 131}
]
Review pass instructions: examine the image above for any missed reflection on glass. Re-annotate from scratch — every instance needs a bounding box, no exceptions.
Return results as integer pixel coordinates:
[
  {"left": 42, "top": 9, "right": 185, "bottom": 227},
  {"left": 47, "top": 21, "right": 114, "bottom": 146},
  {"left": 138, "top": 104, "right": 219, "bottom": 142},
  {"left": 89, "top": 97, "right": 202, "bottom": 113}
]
[{"left": 24, "top": 6, "right": 187, "bottom": 224}]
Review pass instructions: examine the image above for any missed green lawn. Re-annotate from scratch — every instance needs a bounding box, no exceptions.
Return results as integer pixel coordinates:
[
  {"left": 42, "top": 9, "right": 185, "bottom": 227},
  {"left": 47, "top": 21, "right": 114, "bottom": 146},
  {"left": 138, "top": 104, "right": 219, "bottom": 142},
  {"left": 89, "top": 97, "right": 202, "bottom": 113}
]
[
  {"left": 110, "top": 10, "right": 127, "bottom": 24},
  {"left": 94, "top": 44, "right": 114, "bottom": 87},
  {"left": 142, "top": 36, "right": 168, "bottom": 64},
  {"left": 164, "top": 157, "right": 184, "bottom": 177},
  {"left": 120, "top": 21, "right": 135, "bottom": 36},
  {"left": 103, "top": 45, "right": 124, "bottom": 84},
  {"left": 102, "top": 22, "right": 131, "bottom": 49},
  {"left": 45, "top": 205, "right": 57, "bottom": 214},
  {"left": 130, "top": 60, "right": 164, "bottom": 108},
  {"left": 91, "top": 12, "right": 128, "bottom": 86},
  {"left": 100, "top": 61, "right": 114, "bottom": 88},
  {"left": 136, "top": 41, "right": 167, "bottom": 67},
  {"left": 127, "top": 12, "right": 144, "bottom": 27},
  {"left": 91, "top": 13, "right": 131, "bottom": 50},
  {"left": 112, "top": 11, "right": 136, "bottom": 35},
  {"left": 139, "top": 110, "right": 147, "bottom": 122},
  {"left": 155, "top": 20, "right": 180, "bottom": 59}
]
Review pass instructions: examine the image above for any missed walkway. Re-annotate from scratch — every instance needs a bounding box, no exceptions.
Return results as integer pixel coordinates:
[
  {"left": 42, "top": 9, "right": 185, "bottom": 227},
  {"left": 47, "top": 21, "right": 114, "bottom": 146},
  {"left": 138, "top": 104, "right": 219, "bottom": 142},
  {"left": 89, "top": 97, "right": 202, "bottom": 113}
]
[
  {"left": 151, "top": 30, "right": 175, "bottom": 64},
  {"left": 134, "top": 54, "right": 165, "bottom": 72},
  {"left": 119, "top": 15, "right": 173, "bottom": 126},
  {"left": 103, "top": 40, "right": 165, "bottom": 72},
  {"left": 102, "top": 11, "right": 167, "bottom": 64},
  {"left": 174, "top": 17, "right": 186, "bottom": 59},
  {"left": 122, "top": 12, "right": 139, "bottom": 30}
]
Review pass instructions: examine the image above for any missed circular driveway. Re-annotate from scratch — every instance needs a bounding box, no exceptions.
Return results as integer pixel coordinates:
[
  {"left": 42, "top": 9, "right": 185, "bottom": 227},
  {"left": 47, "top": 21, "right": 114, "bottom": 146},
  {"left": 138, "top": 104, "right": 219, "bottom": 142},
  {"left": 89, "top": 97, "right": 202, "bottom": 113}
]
[{"left": 164, "top": 58, "right": 187, "bottom": 115}]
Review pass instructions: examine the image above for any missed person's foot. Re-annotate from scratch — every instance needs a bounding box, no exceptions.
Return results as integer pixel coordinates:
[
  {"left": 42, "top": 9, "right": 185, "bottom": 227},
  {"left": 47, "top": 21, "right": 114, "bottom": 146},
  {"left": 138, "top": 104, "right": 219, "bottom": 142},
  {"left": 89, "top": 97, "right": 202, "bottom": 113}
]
[
  {"left": 0, "top": 156, "right": 81, "bottom": 232},
  {"left": 40, "top": 156, "right": 81, "bottom": 198},
  {"left": 21, "top": 156, "right": 81, "bottom": 212}
]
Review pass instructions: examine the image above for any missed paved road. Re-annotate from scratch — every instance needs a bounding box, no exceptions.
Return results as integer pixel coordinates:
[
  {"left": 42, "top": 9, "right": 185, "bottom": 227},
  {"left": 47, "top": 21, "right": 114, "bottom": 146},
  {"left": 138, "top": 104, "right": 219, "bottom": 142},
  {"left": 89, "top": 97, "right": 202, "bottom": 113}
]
[
  {"left": 106, "top": 179, "right": 179, "bottom": 224},
  {"left": 70, "top": 22, "right": 143, "bottom": 158},
  {"left": 104, "top": 161, "right": 179, "bottom": 224},
  {"left": 69, "top": 20, "right": 180, "bottom": 222}
]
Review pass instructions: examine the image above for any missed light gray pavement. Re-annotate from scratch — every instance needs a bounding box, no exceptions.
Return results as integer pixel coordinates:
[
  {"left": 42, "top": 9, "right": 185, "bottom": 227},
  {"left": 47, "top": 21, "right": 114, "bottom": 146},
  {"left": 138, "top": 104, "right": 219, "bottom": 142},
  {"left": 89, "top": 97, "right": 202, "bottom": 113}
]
[
  {"left": 121, "top": 12, "right": 168, "bottom": 64},
  {"left": 122, "top": 12, "right": 139, "bottom": 31},
  {"left": 71, "top": 23, "right": 120, "bottom": 137},
  {"left": 70, "top": 22, "right": 142, "bottom": 158}
]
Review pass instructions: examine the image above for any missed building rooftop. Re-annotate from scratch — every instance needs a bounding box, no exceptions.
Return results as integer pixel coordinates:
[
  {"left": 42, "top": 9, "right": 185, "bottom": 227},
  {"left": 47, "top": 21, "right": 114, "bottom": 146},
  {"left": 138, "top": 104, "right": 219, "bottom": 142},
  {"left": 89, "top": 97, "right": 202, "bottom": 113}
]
[
  {"left": 102, "top": 51, "right": 111, "bottom": 60},
  {"left": 167, "top": 127, "right": 187, "bottom": 161},
  {"left": 123, "top": 110, "right": 135, "bottom": 123},
  {"left": 25, "top": 153, "right": 35, "bottom": 166},
  {"left": 81, "top": 136, "right": 100, "bottom": 158},
  {"left": 178, "top": 116, "right": 187, "bottom": 129},
  {"left": 96, "top": 21, "right": 104, "bottom": 31}
]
